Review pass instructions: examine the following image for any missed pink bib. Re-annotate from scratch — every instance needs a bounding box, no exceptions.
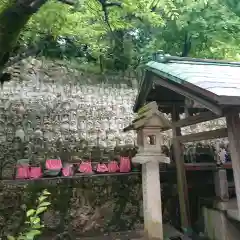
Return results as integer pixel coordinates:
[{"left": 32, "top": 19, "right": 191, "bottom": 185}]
[
  {"left": 96, "top": 163, "right": 108, "bottom": 173},
  {"left": 79, "top": 161, "right": 93, "bottom": 173},
  {"left": 108, "top": 161, "right": 119, "bottom": 173},
  {"left": 62, "top": 164, "right": 73, "bottom": 176},
  {"left": 45, "top": 159, "right": 62, "bottom": 170},
  {"left": 29, "top": 167, "right": 42, "bottom": 179},
  {"left": 16, "top": 166, "right": 29, "bottom": 179},
  {"left": 120, "top": 157, "right": 131, "bottom": 173}
]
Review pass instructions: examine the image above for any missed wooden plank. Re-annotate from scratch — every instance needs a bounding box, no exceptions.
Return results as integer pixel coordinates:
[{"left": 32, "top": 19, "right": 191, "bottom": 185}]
[
  {"left": 163, "top": 224, "right": 191, "bottom": 239},
  {"left": 214, "top": 169, "right": 229, "bottom": 201},
  {"left": 153, "top": 76, "right": 222, "bottom": 115},
  {"left": 224, "top": 163, "right": 232, "bottom": 169},
  {"left": 173, "top": 111, "right": 220, "bottom": 128},
  {"left": 226, "top": 111, "right": 240, "bottom": 218},
  {"left": 133, "top": 71, "right": 153, "bottom": 113},
  {"left": 171, "top": 105, "right": 191, "bottom": 230},
  {"left": 157, "top": 101, "right": 184, "bottom": 107},
  {"left": 219, "top": 96, "right": 240, "bottom": 106},
  {"left": 175, "top": 128, "right": 228, "bottom": 143},
  {"left": 168, "top": 163, "right": 232, "bottom": 171}
]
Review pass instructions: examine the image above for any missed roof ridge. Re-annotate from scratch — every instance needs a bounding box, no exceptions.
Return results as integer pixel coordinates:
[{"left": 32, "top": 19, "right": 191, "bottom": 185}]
[{"left": 153, "top": 52, "right": 240, "bottom": 67}]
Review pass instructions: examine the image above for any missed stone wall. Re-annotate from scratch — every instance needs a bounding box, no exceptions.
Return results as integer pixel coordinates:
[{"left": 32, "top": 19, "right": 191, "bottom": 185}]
[
  {"left": 0, "top": 175, "right": 143, "bottom": 238},
  {"left": 0, "top": 57, "right": 146, "bottom": 179},
  {"left": 0, "top": 57, "right": 227, "bottom": 180},
  {"left": 0, "top": 57, "right": 146, "bottom": 238}
]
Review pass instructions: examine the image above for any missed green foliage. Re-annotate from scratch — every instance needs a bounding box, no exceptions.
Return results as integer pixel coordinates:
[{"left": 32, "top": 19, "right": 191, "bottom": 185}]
[
  {"left": 7, "top": 189, "right": 51, "bottom": 240},
  {"left": 224, "top": 0, "right": 240, "bottom": 17},
  {"left": 0, "top": 0, "right": 240, "bottom": 73}
]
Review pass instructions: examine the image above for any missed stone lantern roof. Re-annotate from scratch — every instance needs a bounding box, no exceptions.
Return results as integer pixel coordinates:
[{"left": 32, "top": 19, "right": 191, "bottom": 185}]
[{"left": 124, "top": 101, "right": 171, "bottom": 132}]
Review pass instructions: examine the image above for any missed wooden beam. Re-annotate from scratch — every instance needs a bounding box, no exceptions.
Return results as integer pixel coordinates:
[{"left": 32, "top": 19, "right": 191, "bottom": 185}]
[
  {"left": 226, "top": 111, "right": 240, "bottom": 218},
  {"left": 171, "top": 105, "right": 191, "bottom": 230},
  {"left": 175, "top": 128, "right": 228, "bottom": 143},
  {"left": 173, "top": 111, "right": 220, "bottom": 128},
  {"left": 214, "top": 169, "right": 229, "bottom": 202},
  {"left": 153, "top": 76, "right": 222, "bottom": 115},
  {"left": 219, "top": 96, "right": 240, "bottom": 106},
  {"left": 157, "top": 101, "right": 184, "bottom": 107},
  {"left": 133, "top": 71, "right": 153, "bottom": 113},
  {"left": 184, "top": 107, "right": 190, "bottom": 118}
]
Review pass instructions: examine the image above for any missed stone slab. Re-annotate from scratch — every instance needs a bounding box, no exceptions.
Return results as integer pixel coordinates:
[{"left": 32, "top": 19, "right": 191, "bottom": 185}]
[{"left": 72, "top": 225, "right": 190, "bottom": 240}]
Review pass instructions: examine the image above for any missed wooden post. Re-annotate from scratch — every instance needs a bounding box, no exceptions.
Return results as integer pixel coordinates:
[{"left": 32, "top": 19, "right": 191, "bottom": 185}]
[
  {"left": 214, "top": 168, "right": 229, "bottom": 202},
  {"left": 171, "top": 105, "right": 191, "bottom": 230},
  {"left": 226, "top": 111, "right": 240, "bottom": 217}
]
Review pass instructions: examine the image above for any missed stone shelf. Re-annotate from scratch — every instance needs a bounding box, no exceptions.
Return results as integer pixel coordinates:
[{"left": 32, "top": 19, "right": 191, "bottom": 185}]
[
  {"left": 227, "top": 209, "right": 240, "bottom": 222},
  {"left": 0, "top": 162, "right": 234, "bottom": 186},
  {"left": 0, "top": 172, "right": 141, "bottom": 186},
  {"left": 71, "top": 224, "right": 191, "bottom": 240}
]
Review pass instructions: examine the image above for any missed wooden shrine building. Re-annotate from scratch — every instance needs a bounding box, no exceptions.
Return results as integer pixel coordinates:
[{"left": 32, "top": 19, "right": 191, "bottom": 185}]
[{"left": 133, "top": 52, "right": 240, "bottom": 239}]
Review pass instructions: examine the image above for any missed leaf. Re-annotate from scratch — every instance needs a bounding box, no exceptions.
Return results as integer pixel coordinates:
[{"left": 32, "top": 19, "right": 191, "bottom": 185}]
[
  {"left": 7, "top": 236, "right": 15, "bottom": 240},
  {"left": 42, "top": 189, "right": 51, "bottom": 195},
  {"left": 38, "top": 196, "right": 48, "bottom": 203},
  {"left": 30, "top": 216, "right": 38, "bottom": 224},
  {"left": 26, "top": 230, "right": 41, "bottom": 240},
  {"left": 38, "top": 201, "right": 51, "bottom": 208},
  {"left": 17, "top": 236, "right": 25, "bottom": 240},
  {"left": 36, "top": 206, "right": 48, "bottom": 215},
  {"left": 25, "top": 235, "right": 34, "bottom": 240},
  {"left": 32, "top": 217, "right": 41, "bottom": 225},
  {"left": 26, "top": 209, "right": 36, "bottom": 217},
  {"left": 32, "top": 223, "right": 44, "bottom": 229}
]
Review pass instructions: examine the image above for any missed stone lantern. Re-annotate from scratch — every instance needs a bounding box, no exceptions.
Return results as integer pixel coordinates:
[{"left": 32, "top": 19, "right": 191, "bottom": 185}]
[{"left": 124, "top": 101, "right": 171, "bottom": 240}]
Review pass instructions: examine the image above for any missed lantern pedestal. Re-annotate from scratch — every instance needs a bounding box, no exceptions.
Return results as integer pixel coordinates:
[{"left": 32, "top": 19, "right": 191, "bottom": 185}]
[
  {"left": 123, "top": 101, "right": 172, "bottom": 240},
  {"left": 133, "top": 154, "right": 169, "bottom": 240},
  {"left": 142, "top": 160, "right": 162, "bottom": 240}
]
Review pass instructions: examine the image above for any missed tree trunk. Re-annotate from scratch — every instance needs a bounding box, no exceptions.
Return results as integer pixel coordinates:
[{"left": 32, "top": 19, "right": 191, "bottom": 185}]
[{"left": 0, "top": 0, "right": 48, "bottom": 69}]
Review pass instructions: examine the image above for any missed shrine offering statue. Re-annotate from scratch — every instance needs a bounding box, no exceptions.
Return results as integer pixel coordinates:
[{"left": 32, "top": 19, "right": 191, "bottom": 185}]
[
  {"left": 16, "top": 159, "right": 30, "bottom": 179},
  {"left": 119, "top": 157, "right": 131, "bottom": 173},
  {"left": 96, "top": 162, "right": 108, "bottom": 173},
  {"left": 29, "top": 167, "right": 42, "bottom": 179},
  {"left": 45, "top": 159, "right": 63, "bottom": 170},
  {"left": 62, "top": 163, "right": 74, "bottom": 177},
  {"left": 78, "top": 161, "right": 93, "bottom": 174},
  {"left": 108, "top": 160, "right": 119, "bottom": 173},
  {"left": 44, "top": 158, "right": 63, "bottom": 177}
]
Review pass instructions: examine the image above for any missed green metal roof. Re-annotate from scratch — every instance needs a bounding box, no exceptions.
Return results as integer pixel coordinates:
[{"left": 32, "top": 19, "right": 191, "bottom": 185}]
[
  {"left": 134, "top": 55, "right": 240, "bottom": 113},
  {"left": 146, "top": 59, "right": 240, "bottom": 97}
]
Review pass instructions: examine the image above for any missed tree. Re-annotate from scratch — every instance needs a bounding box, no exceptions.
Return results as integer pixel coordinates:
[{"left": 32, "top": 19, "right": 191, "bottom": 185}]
[
  {"left": 0, "top": 0, "right": 174, "bottom": 74},
  {"left": 130, "top": 0, "right": 240, "bottom": 63},
  {"left": 224, "top": 0, "right": 240, "bottom": 17},
  {"left": 0, "top": 0, "right": 75, "bottom": 72},
  {"left": 0, "top": 0, "right": 239, "bottom": 79}
]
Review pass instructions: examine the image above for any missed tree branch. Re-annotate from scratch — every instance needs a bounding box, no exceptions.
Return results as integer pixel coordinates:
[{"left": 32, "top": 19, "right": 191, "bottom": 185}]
[
  {"left": 105, "top": 2, "right": 122, "bottom": 7},
  {"left": 57, "top": 0, "right": 76, "bottom": 5},
  {"left": 0, "top": 0, "right": 76, "bottom": 72}
]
